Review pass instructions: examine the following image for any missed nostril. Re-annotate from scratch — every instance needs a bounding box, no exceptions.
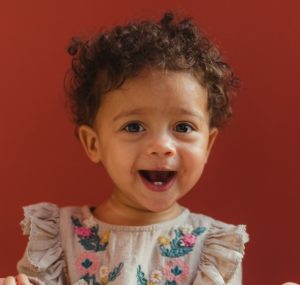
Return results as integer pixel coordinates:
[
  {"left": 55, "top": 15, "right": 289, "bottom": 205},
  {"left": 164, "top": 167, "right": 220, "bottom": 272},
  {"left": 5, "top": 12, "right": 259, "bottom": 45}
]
[{"left": 150, "top": 150, "right": 175, "bottom": 156}]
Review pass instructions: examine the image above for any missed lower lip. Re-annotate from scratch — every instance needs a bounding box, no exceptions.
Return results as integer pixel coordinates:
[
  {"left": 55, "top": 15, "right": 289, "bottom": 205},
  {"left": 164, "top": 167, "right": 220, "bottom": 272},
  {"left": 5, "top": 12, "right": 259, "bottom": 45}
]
[{"left": 139, "top": 173, "right": 176, "bottom": 192}]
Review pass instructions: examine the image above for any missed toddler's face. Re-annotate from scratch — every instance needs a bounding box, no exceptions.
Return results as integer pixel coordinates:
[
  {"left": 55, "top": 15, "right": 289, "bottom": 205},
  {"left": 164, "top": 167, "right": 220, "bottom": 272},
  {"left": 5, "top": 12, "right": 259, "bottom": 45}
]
[{"left": 79, "top": 69, "right": 218, "bottom": 213}]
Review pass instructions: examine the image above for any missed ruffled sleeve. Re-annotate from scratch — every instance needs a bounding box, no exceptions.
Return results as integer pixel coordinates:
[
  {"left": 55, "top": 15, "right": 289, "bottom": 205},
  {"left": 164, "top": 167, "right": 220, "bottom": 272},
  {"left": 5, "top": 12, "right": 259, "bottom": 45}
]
[
  {"left": 17, "top": 202, "right": 68, "bottom": 285},
  {"left": 193, "top": 219, "right": 249, "bottom": 285}
]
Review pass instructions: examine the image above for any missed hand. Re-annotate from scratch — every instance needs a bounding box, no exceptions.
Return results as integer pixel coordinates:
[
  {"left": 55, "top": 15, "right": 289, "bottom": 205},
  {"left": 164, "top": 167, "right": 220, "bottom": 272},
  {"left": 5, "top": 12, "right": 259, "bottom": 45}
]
[
  {"left": 1, "top": 274, "right": 33, "bottom": 285},
  {"left": 282, "top": 283, "right": 299, "bottom": 285}
]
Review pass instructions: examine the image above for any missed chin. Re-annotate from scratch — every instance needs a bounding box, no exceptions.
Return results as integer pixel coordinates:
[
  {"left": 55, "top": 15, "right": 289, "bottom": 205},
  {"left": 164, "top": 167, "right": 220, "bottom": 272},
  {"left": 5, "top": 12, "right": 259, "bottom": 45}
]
[
  {"left": 146, "top": 206, "right": 168, "bottom": 213},
  {"left": 142, "top": 201, "right": 176, "bottom": 213}
]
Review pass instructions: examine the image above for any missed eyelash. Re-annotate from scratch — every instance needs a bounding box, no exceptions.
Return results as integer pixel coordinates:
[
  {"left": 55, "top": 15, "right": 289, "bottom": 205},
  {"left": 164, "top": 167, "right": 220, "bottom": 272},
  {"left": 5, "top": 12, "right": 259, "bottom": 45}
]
[
  {"left": 122, "top": 122, "right": 196, "bottom": 133},
  {"left": 122, "top": 122, "right": 145, "bottom": 133},
  {"left": 173, "top": 122, "right": 196, "bottom": 133}
]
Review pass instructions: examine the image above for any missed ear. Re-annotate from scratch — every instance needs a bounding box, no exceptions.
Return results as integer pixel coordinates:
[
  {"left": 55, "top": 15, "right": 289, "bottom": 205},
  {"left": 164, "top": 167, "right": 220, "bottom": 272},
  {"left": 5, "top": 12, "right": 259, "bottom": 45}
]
[
  {"left": 205, "top": 127, "right": 219, "bottom": 163},
  {"left": 78, "top": 125, "right": 102, "bottom": 163}
]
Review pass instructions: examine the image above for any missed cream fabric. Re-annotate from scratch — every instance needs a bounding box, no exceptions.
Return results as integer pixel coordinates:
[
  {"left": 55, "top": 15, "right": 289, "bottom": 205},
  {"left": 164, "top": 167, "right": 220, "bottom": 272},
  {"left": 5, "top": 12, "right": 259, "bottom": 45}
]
[{"left": 17, "top": 202, "right": 249, "bottom": 285}]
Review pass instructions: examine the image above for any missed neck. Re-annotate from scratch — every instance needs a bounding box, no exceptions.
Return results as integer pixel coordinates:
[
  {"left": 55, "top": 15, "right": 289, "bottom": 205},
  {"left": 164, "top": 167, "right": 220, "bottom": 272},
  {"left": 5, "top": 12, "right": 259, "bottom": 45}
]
[{"left": 93, "top": 195, "right": 183, "bottom": 226}]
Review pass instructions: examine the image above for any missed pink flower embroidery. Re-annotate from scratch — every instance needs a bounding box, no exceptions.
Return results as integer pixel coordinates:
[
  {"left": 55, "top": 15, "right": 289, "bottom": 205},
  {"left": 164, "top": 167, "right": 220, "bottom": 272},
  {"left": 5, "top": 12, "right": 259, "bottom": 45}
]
[
  {"left": 181, "top": 233, "right": 196, "bottom": 247},
  {"left": 75, "top": 226, "right": 92, "bottom": 237},
  {"left": 163, "top": 258, "right": 189, "bottom": 282},
  {"left": 75, "top": 252, "right": 100, "bottom": 275}
]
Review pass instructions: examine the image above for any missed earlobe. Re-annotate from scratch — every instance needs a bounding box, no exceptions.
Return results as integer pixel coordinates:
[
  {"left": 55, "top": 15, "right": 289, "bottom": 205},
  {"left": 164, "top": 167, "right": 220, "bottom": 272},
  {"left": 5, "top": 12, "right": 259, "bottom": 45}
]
[{"left": 78, "top": 125, "right": 102, "bottom": 163}]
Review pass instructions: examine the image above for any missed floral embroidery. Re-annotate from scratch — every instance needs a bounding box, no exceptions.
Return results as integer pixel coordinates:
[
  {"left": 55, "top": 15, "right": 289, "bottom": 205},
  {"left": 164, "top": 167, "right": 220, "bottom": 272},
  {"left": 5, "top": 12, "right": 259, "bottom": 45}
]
[
  {"left": 158, "top": 224, "right": 206, "bottom": 258},
  {"left": 137, "top": 265, "right": 147, "bottom": 285},
  {"left": 101, "top": 231, "right": 110, "bottom": 244},
  {"left": 163, "top": 259, "right": 188, "bottom": 284},
  {"left": 100, "top": 262, "right": 123, "bottom": 285},
  {"left": 72, "top": 279, "right": 89, "bottom": 285},
  {"left": 99, "top": 265, "right": 109, "bottom": 278},
  {"left": 179, "top": 224, "right": 193, "bottom": 235},
  {"left": 137, "top": 263, "right": 188, "bottom": 285},
  {"left": 180, "top": 233, "right": 196, "bottom": 247},
  {"left": 72, "top": 216, "right": 109, "bottom": 252},
  {"left": 75, "top": 227, "right": 92, "bottom": 237},
  {"left": 137, "top": 266, "right": 163, "bottom": 285},
  {"left": 158, "top": 236, "right": 171, "bottom": 246},
  {"left": 99, "top": 265, "right": 109, "bottom": 284},
  {"left": 75, "top": 252, "right": 100, "bottom": 275},
  {"left": 76, "top": 254, "right": 123, "bottom": 285},
  {"left": 150, "top": 270, "right": 163, "bottom": 283},
  {"left": 72, "top": 215, "right": 123, "bottom": 284},
  {"left": 83, "top": 215, "right": 98, "bottom": 228}
]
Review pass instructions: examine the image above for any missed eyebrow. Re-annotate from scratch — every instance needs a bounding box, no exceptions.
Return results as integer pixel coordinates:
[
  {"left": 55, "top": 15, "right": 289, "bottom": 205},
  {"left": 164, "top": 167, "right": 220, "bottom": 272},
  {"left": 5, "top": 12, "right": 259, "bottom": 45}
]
[
  {"left": 178, "top": 108, "right": 205, "bottom": 121},
  {"left": 112, "top": 107, "right": 205, "bottom": 122},
  {"left": 113, "top": 108, "right": 149, "bottom": 122}
]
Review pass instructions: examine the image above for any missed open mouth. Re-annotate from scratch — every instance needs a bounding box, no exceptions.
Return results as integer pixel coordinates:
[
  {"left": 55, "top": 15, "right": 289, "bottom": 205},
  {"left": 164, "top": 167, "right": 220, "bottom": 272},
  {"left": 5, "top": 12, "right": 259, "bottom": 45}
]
[{"left": 138, "top": 170, "right": 177, "bottom": 186}]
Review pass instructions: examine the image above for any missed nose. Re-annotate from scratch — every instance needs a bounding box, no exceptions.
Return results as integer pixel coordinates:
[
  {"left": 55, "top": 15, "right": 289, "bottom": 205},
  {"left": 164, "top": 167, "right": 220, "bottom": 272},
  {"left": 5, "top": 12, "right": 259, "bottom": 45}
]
[{"left": 145, "top": 133, "right": 176, "bottom": 157}]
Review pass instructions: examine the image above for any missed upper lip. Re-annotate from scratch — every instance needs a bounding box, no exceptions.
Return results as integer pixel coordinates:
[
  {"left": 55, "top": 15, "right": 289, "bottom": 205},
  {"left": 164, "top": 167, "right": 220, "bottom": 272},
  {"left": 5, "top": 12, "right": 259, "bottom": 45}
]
[{"left": 138, "top": 167, "right": 176, "bottom": 172}]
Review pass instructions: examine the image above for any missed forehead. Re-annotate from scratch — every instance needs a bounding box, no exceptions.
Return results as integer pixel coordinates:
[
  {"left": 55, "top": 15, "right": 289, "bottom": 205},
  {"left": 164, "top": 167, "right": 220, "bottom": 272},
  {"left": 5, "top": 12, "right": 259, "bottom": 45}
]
[{"left": 97, "top": 69, "right": 209, "bottom": 121}]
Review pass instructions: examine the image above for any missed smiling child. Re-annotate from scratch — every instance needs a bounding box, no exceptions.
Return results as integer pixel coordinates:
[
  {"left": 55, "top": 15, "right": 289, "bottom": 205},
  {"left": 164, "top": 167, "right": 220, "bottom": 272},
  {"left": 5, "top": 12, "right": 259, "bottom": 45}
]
[{"left": 3, "top": 11, "right": 251, "bottom": 285}]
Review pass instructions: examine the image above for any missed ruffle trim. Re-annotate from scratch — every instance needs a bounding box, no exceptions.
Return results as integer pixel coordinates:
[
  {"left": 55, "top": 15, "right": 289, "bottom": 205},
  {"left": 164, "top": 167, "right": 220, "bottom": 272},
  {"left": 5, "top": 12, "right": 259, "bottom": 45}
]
[
  {"left": 27, "top": 276, "right": 46, "bottom": 285},
  {"left": 193, "top": 220, "right": 249, "bottom": 285},
  {"left": 19, "top": 202, "right": 66, "bottom": 285}
]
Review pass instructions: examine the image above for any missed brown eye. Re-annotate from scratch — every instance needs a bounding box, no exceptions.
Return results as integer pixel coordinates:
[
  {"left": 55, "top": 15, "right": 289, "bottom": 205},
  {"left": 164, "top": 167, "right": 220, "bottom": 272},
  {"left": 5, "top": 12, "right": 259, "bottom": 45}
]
[
  {"left": 123, "top": 122, "right": 145, "bottom": 133},
  {"left": 174, "top": 123, "right": 194, "bottom": 133}
]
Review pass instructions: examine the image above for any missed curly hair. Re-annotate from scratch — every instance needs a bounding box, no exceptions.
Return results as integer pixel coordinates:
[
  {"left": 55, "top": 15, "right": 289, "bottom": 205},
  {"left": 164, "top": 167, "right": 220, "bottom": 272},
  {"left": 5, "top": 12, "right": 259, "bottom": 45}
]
[{"left": 65, "top": 12, "right": 239, "bottom": 137}]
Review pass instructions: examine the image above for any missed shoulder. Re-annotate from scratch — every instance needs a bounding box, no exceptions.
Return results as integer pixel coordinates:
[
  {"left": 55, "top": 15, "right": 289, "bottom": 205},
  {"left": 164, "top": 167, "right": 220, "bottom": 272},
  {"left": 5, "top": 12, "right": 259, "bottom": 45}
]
[
  {"left": 17, "top": 202, "right": 86, "bottom": 285},
  {"left": 187, "top": 211, "right": 249, "bottom": 244},
  {"left": 19, "top": 202, "right": 82, "bottom": 235},
  {"left": 187, "top": 211, "right": 249, "bottom": 285}
]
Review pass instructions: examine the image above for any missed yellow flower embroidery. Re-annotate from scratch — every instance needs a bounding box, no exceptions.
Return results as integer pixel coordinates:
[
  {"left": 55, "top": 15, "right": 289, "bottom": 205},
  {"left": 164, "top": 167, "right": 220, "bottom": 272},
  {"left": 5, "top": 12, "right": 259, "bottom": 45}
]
[
  {"left": 150, "top": 269, "right": 163, "bottom": 283},
  {"left": 100, "top": 276, "right": 109, "bottom": 285},
  {"left": 99, "top": 265, "right": 109, "bottom": 278},
  {"left": 101, "top": 231, "right": 110, "bottom": 243},
  {"left": 158, "top": 236, "right": 171, "bottom": 246}
]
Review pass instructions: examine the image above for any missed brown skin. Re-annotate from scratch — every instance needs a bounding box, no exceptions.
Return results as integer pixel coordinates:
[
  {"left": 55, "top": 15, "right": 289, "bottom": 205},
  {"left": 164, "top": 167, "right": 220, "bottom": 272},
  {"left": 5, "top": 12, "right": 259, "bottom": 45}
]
[
  {"left": 1, "top": 274, "right": 33, "bottom": 285},
  {"left": 79, "top": 70, "right": 218, "bottom": 226}
]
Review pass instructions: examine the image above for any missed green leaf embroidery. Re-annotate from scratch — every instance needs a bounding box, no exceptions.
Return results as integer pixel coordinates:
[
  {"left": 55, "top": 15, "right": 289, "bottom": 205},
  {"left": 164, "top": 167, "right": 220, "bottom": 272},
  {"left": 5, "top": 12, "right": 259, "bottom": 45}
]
[
  {"left": 159, "top": 226, "right": 206, "bottom": 258},
  {"left": 71, "top": 216, "right": 109, "bottom": 252},
  {"left": 136, "top": 265, "right": 148, "bottom": 285},
  {"left": 108, "top": 262, "right": 124, "bottom": 282}
]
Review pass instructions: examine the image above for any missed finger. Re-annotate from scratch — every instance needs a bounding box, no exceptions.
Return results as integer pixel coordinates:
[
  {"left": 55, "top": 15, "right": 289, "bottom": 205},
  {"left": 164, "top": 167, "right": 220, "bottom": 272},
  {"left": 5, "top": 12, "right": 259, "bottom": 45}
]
[
  {"left": 15, "top": 274, "right": 30, "bottom": 285},
  {"left": 3, "top": 277, "right": 16, "bottom": 285},
  {"left": 282, "top": 283, "right": 299, "bottom": 285}
]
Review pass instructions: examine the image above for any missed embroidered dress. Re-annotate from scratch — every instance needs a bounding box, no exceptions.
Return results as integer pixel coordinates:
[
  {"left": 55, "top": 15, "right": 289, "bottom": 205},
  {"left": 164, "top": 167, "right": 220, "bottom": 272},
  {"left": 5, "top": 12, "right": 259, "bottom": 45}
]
[{"left": 17, "top": 203, "right": 249, "bottom": 285}]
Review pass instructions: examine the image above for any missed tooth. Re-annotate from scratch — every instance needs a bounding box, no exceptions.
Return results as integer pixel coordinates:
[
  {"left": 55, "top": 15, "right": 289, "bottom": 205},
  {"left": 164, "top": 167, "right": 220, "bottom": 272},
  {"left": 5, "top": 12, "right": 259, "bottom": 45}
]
[{"left": 154, "top": 181, "right": 163, "bottom": 186}]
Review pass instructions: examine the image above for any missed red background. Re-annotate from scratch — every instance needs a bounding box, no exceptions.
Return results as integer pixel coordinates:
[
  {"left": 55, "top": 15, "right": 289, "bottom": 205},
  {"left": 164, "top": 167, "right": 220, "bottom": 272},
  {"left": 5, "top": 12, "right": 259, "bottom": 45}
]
[{"left": 0, "top": 1, "right": 299, "bottom": 284}]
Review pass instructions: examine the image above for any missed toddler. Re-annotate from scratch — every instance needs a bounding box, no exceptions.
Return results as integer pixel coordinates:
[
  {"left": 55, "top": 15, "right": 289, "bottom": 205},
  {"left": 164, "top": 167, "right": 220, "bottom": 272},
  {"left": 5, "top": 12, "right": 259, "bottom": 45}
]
[{"left": 4, "top": 11, "right": 254, "bottom": 285}]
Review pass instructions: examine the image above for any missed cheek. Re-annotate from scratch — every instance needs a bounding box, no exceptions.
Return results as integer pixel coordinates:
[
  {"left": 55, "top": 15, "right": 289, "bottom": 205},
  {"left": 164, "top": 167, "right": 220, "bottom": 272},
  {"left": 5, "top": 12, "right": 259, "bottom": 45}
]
[
  {"left": 179, "top": 144, "right": 208, "bottom": 184},
  {"left": 102, "top": 143, "right": 137, "bottom": 176},
  {"left": 181, "top": 143, "right": 208, "bottom": 167}
]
